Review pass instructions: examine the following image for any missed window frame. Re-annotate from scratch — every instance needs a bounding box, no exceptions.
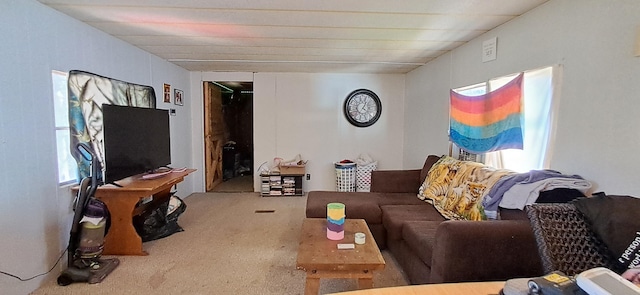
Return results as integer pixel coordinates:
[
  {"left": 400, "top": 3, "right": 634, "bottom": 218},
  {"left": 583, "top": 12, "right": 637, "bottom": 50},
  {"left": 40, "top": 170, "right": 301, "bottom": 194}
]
[{"left": 52, "top": 70, "right": 77, "bottom": 186}]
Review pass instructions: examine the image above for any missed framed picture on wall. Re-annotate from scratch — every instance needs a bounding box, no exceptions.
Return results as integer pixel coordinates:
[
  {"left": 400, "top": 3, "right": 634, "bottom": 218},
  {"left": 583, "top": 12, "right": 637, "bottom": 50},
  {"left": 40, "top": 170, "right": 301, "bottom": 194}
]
[
  {"left": 163, "top": 83, "right": 171, "bottom": 103},
  {"left": 174, "top": 89, "right": 184, "bottom": 106}
]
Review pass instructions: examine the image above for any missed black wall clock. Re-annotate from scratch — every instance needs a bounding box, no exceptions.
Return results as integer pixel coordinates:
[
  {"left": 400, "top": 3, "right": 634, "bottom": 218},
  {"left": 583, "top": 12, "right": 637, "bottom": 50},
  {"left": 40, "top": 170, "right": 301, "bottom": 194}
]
[{"left": 343, "top": 89, "right": 382, "bottom": 127}]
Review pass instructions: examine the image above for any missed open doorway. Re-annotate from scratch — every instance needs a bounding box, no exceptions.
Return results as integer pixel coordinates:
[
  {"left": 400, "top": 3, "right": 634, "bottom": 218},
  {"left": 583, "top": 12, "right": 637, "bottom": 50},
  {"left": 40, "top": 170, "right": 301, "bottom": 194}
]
[{"left": 203, "top": 81, "right": 254, "bottom": 192}]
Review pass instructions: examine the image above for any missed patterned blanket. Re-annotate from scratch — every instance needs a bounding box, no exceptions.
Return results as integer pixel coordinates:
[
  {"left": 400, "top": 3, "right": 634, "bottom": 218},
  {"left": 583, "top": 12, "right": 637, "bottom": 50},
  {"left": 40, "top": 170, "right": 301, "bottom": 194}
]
[{"left": 418, "top": 156, "right": 515, "bottom": 221}]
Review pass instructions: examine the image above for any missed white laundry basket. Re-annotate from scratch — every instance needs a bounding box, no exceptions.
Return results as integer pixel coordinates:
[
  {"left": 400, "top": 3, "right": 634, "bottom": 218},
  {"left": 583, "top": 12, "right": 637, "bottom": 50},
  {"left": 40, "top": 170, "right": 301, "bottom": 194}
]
[
  {"left": 335, "top": 162, "right": 356, "bottom": 192},
  {"left": 356, "top": 161, "right": 377, "bottom": 192}
]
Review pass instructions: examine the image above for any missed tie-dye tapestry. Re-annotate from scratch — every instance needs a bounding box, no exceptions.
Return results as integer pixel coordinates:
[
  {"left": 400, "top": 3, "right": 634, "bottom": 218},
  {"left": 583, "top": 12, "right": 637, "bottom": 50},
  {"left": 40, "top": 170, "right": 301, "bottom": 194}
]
[
  {"left": 449, "top": 73, "right": 524, "bottom": 154},
  {"left": 68, "top": 70, "right": 156, "bottom": 180}
]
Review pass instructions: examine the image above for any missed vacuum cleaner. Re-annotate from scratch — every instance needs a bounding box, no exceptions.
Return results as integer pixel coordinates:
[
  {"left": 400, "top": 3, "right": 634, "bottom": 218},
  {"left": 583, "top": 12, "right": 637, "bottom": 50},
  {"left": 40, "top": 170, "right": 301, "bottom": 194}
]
[{"left": 57, "top": 143, "right": 119, "bottom": 286}]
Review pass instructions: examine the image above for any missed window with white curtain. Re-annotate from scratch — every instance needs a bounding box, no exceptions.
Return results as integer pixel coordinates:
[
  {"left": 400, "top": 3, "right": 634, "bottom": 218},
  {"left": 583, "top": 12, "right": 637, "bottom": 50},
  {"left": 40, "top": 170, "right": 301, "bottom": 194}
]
[{"left": 453, "top": 66, "right": 558, "bottom": 172}]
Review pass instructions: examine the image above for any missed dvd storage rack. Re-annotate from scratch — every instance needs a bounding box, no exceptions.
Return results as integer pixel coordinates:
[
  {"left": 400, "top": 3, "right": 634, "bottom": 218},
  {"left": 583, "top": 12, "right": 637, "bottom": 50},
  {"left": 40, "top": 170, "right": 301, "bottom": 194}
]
[{"left": 261, "top": 166, "right": 304, "bottom": 196}]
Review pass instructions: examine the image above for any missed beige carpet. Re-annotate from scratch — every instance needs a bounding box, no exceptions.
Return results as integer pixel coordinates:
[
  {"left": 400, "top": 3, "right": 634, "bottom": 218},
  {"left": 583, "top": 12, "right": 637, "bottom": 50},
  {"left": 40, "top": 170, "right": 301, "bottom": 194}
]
[{"left": 32, "top": 193, "right": 408, "bottom": 295}]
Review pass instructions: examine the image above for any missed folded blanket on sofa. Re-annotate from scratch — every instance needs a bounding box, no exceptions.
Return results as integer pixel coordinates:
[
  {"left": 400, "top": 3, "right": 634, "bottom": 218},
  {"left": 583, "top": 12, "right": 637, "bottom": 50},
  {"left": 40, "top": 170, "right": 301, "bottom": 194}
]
[
  {"left": 499, "top": 177, "right": 591, "bottom": 209},
  {"left": 418, "top": 156, "right": 514, "bottom": 221},
  {"left": 482, "top": 170, "right": 591, "bottom": 219}
]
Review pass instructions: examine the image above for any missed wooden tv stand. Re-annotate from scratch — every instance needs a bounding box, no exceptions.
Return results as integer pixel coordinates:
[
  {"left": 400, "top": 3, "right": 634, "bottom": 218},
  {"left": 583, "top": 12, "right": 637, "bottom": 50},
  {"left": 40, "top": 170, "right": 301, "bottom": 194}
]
[{"left": 75, "top": 169, "right": 195, "bottom": 255}]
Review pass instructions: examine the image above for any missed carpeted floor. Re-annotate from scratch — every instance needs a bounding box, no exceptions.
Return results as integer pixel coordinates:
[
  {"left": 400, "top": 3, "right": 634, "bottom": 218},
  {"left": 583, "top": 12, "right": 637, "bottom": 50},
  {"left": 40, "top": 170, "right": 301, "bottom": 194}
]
[{"left": 31, "top": 193, "right": 408, "bottom": 295}]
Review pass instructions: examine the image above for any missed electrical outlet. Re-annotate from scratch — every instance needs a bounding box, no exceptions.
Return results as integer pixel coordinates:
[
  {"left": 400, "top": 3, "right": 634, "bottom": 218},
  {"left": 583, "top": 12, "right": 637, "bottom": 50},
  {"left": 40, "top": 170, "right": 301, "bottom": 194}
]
[{"left": 306, "top": 174, "right": 310, "bottom": 180}]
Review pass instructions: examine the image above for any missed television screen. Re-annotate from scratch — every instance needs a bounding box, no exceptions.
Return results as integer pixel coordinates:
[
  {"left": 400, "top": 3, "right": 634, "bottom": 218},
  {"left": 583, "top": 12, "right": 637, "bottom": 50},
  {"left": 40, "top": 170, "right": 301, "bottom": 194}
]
[{"left": 102, "top": 104, "right": 171, "bottom": 184}]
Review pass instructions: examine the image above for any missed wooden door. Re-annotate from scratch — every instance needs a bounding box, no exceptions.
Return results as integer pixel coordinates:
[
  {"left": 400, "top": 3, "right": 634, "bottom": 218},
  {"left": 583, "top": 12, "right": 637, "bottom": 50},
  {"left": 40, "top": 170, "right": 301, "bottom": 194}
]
[{"left": 203, "top": 82, "right": 226, "bottom": 191}]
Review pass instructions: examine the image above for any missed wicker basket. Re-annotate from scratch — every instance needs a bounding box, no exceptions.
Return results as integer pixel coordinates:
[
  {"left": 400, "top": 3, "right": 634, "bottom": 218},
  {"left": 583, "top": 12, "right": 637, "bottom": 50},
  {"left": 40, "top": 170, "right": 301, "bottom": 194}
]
[
  {"left": 356, "top": 161, "right": 377, "bottom": 192},
  {"left": 335, "top": 162, "right": 356, "bottom": 192},
  {"left": 525, "top": 203, "right": 615, "bottom": 275}
]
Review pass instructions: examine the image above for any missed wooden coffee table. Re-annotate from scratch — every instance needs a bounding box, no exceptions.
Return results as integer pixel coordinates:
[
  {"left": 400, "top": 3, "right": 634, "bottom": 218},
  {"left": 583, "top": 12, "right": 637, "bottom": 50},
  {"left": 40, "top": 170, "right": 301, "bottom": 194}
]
[
  {"left": 327, "top": 281, "right": 505, "bottom": 295},
  {"left": 296, "top": 218, "right": 386, "bottom": 295}
]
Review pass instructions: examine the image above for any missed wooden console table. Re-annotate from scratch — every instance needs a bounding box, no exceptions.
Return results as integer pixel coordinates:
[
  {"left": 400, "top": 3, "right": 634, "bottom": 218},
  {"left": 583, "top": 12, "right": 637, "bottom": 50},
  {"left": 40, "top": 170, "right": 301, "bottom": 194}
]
[{"left": 75, "top": 169, "right": 195, "bottom": 255}]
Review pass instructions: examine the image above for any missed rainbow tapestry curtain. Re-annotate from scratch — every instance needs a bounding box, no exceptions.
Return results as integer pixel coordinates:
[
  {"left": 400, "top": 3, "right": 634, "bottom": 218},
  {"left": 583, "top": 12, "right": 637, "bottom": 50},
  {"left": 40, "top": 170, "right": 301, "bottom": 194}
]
[{"left": 449, "top": 73, "right": 524, "bottom": 154}]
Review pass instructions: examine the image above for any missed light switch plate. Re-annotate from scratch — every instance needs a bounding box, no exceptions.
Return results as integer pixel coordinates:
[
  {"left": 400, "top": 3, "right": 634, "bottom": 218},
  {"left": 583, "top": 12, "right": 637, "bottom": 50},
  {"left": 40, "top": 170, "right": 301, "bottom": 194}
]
[{"left": 482, "top": 37, "right": 497, "bottom": 62}]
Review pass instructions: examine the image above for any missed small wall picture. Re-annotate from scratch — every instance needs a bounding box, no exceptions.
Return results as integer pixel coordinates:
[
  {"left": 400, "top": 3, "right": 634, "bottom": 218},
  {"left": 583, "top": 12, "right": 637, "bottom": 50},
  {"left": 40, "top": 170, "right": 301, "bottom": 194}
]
[
  {"left": 174, "top": 89, "right": 184, "bottom": 106},
  {"left": 163, "top": 83, "right": 171, "bottom": 103}
]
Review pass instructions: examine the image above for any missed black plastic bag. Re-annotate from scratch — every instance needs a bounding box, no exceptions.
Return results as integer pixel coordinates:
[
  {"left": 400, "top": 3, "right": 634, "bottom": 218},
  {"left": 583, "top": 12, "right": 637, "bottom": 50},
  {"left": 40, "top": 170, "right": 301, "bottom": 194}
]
[{"left": 133, "top": 196, "right": 187, "bottom": 242}]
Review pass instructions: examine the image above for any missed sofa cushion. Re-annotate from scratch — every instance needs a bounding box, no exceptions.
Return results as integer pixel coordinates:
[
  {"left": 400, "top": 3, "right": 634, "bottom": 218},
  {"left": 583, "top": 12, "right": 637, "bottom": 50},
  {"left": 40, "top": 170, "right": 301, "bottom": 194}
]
[
  {"left": 573, "top": 194, "right": 640, "bottom": 270},
  {"left": 402, "top": 221, "right": 442, "bottom": 266},
  {"left": 370, "top": 169, "right": 421, "bottom": 193},
  {"left": 377, "top": 193, "right": 428, "bottom": 206},
  {"left": 305, "top": 191, "right": 383, "bottom": 224},
  {"left": 381, "top": 205, "right": 445, "bottom": 241},
  {"left": 420, "top": 155, "right": 442, "bottom": 185},
  {"left": 498, "top": 208, "right": 529, "bottom": 220}
]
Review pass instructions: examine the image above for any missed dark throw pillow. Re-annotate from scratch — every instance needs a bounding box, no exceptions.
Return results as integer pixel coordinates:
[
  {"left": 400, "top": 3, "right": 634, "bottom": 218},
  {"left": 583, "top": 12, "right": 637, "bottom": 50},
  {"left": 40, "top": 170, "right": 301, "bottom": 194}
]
[
  {"left": 573, "top": 192, "right": 640, "bottom": 271},
  {"left": 536, "top": 188, "right": 586, "bottom": 204}
]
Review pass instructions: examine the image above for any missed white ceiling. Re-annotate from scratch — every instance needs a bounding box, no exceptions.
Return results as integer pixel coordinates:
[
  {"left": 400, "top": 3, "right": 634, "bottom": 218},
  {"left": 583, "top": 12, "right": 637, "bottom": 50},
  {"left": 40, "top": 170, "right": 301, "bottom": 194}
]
[{"left": 38, "top": 0, "right": 548, "bottom": 74}]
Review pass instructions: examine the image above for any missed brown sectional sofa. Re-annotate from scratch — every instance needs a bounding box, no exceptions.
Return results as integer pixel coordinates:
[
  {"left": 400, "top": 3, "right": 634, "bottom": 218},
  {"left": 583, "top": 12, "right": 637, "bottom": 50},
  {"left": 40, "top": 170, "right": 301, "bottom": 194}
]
[{"left": 305, "top": 155, "right": 544, "bottom": 284}]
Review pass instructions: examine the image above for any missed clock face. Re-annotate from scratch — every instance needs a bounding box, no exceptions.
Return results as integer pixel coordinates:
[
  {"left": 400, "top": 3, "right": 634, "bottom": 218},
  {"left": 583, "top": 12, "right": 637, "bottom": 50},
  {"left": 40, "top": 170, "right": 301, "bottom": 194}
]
[{"left": 343, "top": 89, "right": 382, "bottom": 127}]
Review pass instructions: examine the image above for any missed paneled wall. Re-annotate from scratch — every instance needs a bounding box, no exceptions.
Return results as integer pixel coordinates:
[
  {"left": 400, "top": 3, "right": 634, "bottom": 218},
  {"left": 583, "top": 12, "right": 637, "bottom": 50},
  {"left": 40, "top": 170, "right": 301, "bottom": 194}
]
[
  {"left": 405, "top": 0, "right": 640, "bottom": 196},
  {"left": 0, "top": 1, "right": 193, "bottom": 293}
]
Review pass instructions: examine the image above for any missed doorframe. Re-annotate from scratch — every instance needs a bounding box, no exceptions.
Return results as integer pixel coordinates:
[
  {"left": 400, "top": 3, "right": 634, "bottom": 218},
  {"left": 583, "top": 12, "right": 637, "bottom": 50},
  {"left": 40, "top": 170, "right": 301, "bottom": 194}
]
[{"left": 190, "top": 72, "right": 254, "bottom": 192}]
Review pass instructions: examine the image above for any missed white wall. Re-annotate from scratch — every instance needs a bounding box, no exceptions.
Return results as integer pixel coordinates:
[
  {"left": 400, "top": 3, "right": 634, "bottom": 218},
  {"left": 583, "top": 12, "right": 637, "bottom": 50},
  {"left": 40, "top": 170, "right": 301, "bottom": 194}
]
[
  {"left": 190, "top": 72, "right": 406, "bottom": 192},
  {"left": 151, "top": 59, "right": 194, "bottom": 193},
  {"left": 403, "top": 54, "right": 453, "bottom": 167},
  {"left": 0, "top": 1, "right": 193, "bottom": 293},
  {"left": 255, "top": 73, "right": 406, "bottom": 191},
  {"left": 405, "top": 0, "right": 640, "bottom": 196}
]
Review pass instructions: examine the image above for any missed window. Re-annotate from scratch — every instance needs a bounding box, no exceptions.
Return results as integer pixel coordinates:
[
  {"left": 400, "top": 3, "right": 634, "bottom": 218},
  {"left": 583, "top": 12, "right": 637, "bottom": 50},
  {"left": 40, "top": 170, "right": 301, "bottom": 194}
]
[
  {"left": 52, "top": 71, "right": 77, "bottom": 185},
  {"left": 453, "top": 66, "right": 558, "bottom": 172}
]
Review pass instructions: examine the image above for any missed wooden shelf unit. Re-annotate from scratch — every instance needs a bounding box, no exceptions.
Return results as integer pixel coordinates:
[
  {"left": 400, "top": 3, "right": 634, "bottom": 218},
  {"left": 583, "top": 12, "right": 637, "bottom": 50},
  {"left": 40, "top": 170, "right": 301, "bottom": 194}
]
[{"left": 261, "top": 166, "right": 304, "bottom": 196}]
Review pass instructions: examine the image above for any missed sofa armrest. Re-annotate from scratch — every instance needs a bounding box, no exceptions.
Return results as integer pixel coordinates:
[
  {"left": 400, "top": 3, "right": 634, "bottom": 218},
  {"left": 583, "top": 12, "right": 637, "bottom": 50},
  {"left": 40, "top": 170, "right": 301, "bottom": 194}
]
[
  {"left": 429, "top": 220, "right": 544, "bottom": 283},
  {"left": 370, "top": 169, "right": 421, "bottom": 193}
]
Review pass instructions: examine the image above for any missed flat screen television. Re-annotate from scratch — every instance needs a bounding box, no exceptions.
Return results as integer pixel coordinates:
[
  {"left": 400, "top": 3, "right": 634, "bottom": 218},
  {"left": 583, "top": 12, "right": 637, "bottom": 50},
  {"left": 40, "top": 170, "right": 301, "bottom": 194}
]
[{"left": 102, "top": 104, "right": 171, "bottom": 184}]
